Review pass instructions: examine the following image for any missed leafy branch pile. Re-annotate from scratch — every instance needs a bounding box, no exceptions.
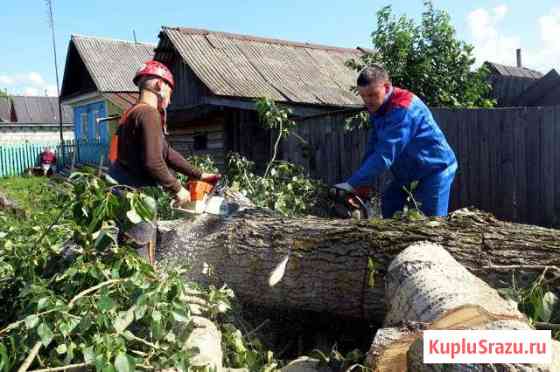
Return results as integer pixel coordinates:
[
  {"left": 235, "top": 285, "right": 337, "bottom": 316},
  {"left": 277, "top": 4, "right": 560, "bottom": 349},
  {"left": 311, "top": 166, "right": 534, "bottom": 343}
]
[
  {"left": 0, "top": 174, "right": 278, "bottom": 371},
  {"left": 225, "top": 153, "right": 327, "bottom": 217}
]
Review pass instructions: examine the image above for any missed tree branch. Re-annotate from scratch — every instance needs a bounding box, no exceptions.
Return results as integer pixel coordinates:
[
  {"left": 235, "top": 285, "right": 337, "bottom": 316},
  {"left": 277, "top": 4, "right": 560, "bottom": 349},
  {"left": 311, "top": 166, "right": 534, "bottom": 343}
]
[{"left": 17, "top": 341, "right": 42, "bottom": 372}]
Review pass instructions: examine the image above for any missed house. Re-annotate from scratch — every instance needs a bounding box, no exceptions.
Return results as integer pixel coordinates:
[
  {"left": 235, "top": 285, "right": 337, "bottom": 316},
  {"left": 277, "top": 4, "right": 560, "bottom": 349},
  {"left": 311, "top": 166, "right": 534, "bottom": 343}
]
[
  {"left": 512, "top": 69, "right": 560, "bottom": 107},
  {"left": 0, "top": 95, "right": 73, "bottom": 144},
  {"left": 484, "top": 61, "right": 543, "bottom": 107},
  {"left": 0, "top": 96, "right": 11, "bottom": 122},
  {"left": 154, "top": 26, "right": 366, "bottom": 170},
  {"left": 60, "top": 35, "right": 155, "bottom": 145}
]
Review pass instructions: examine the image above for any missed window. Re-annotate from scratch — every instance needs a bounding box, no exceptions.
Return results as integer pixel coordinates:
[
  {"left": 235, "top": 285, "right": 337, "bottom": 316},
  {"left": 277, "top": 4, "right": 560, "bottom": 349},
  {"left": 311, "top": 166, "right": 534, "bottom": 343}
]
[
  {"left": 92, "top": 110, "right": 100, "bottom": 142},
  {"left": 80, "top": 113, "right": 88, "bottom": 141},
  {"left": 193, "top": 133, "right": 208, "bottom": 151}
]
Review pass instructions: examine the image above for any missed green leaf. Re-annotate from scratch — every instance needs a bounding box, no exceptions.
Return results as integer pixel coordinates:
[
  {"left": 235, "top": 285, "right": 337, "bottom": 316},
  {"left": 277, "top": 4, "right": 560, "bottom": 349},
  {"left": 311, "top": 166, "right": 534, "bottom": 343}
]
[
  {"left": 171, "top": 310, "right": 189, "bottom": 323},
  {"left": 114, "top": 352, "right": 133, "bottom": 372},
  {"left": 542, "top": 292, "right": 558, "bottom": 323},
  {"left": 0, "top": 343, "right": 10, "bottom": 372},
  {"left": 59, "top": 318, "right": 80, "bottom": 337},
  {"left": 126, "top": 209, "right": 142, "bottom": 224},
  {"left": 94, "top": 230, "right": 116, "bottom": 251},
  {"left": 134, "top": 305, "right": 147, "bottom": 320},
  {"left": 367, "top": 257, "right": 379, "bottom": 288},
  {"left": 152, "top": 310, "right": 162, "bottom": 323},
  {"left": 56, "top": 343, "right": 67, "bottom": 355},
  {"left": 24, "top": 314, "right": 40, "bottom": 329},
  {"left": 37, "top": 322, "right": 54, "bottom": 347},
  {"left": 37, "top": 297, "right": 49, "bottom": 310},
  {"left": 82, "top": 346, "right": 95, "bottom": 364},
  {"left": 113, "top": 309, "right": 134, "bottom": 333},
  {"left": 98, "top": 294, "right": 116, "bottom": 312}
]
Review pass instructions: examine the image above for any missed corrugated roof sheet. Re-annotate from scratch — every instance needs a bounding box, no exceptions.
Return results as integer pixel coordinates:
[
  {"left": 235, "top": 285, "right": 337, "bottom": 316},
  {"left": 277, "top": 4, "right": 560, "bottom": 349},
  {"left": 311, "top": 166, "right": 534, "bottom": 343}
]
[
  {"left": 513, "top": 69, "right": 560, "bottom": 106},
  {"left": 485, "top": 62, "right": 543, "bottom": 79},
  {"left": 8, "top": 96, "right": 72, "bottom": 124},
  {"left": 103, "top": 92, "right": 139, "bottom": 110},
  {"left": 71, "top": 35, "right": 155, "bottom": 92},
  {"left": 0, "top": 96, "right": 11, "bottom": 122},
  {"left": 159, "top": 27, "right": 365, "bottom": 106}
]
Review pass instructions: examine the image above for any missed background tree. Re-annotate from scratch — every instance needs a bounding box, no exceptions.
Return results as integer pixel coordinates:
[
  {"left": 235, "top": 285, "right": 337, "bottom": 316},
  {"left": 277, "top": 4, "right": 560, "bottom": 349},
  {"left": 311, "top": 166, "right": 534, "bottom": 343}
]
[{"left": 347, "top": 0, "right": 494, "bottom": 108}]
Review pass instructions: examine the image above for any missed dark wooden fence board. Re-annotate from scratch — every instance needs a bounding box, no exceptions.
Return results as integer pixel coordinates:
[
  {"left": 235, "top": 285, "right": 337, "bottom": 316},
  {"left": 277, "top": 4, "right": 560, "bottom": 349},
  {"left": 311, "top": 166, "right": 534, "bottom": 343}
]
[{"left": 278, "top": 105, "right": 560, "bottom": 227}]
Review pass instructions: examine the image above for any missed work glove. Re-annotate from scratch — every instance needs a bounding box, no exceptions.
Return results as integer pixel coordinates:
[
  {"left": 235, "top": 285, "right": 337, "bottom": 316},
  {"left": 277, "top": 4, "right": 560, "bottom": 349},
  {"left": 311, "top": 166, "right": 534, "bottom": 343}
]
[
  {"left": 200, "top": 173, "right": 222, "bottom": 184},
  {"left": 174, "top": 186, "right": 191, "bottom": 206},
  {"left": 333, "top": 182, "right": 355, "bottom": 193}
]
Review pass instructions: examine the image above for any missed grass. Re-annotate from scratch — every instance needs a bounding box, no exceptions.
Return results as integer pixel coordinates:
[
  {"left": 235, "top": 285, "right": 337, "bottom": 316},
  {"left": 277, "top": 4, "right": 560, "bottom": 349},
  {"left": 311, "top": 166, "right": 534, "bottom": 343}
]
[
  {"left": 0, "top": 176, "right": 53, "bottom": 207},
  {"left": 0, "top": 175, "right": 67, "bottom": 226}
]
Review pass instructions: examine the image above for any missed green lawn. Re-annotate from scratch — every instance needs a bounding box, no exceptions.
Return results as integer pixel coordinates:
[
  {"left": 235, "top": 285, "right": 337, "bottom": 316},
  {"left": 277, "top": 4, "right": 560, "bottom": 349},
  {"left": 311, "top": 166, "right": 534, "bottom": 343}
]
[{"left": 0, "top": 176, "right": 65, "bottom": 222}]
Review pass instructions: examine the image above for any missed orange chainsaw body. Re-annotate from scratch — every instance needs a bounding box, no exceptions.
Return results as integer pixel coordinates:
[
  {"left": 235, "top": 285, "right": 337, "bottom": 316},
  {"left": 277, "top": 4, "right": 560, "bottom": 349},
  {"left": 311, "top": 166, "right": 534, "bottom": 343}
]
[{"left": 186, "top": 180, "right": 214, "bottom": 201}]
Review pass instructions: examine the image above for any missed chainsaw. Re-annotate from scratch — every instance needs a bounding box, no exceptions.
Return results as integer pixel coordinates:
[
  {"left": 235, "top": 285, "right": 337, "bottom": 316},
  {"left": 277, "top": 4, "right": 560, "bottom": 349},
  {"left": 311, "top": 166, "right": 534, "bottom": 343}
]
[
  {"left": 170, "top": 177, "right": 236, "bottom": 216},
  {"left": 328, "top": 185, "right": 374, "bottom": 220}
]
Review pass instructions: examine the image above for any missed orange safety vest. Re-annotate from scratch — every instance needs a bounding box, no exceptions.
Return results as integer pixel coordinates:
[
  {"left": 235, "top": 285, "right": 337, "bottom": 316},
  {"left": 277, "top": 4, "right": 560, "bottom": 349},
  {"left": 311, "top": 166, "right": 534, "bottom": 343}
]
[{"left": 108, "top": 103, "right": 148, "bottom": 164}]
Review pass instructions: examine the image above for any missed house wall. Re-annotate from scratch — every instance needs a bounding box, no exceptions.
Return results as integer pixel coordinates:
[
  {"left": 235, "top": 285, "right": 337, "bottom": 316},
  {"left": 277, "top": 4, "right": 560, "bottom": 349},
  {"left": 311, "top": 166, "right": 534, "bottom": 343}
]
[
  {"left": 72, "top": 99, "right": 109, "bottom": 143},
  {"left": 106, "top": 100, "right": 124, "bottom": 138},
  {"left": 167, "top": 110, "right": 227, "bottom": 169},
  {"left": 169, "top": 60, "right": 212, "bottom": 108},
  {"left": 0, "top": 124, "right": 74, "bottom": 144}
]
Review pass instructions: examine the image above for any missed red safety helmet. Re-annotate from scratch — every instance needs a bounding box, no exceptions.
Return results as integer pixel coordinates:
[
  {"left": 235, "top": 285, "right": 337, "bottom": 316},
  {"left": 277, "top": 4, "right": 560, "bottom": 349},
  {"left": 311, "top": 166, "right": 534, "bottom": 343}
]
[{"left": 133, "top": 60, "right": 175, "bottom": 90}]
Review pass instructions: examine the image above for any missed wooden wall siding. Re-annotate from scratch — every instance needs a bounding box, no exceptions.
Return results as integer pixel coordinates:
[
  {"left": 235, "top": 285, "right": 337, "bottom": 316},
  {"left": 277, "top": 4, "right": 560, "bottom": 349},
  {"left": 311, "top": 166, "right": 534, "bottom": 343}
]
[
  {"left": 167, "top": 113, "right": 226, "bottom": 169},
  {"left": 280, "top": 106, "right": 560, "bottom": 227},
  {"left": 169, "top": 60, "right": 212, "bottom": 108},
  {"left": 225, "top": 109, "right": 272, "bottom": 174}
]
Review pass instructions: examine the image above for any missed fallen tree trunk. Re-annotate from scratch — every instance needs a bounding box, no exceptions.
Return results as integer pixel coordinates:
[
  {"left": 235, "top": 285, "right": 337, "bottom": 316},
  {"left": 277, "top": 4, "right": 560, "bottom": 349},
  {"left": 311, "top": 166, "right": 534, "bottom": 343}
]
[
  {"left": 367, "top": 242, "right": 560, "bottom": 371},
  {"left": 157, "top": 207, "right": 560, "bottom": 321}
]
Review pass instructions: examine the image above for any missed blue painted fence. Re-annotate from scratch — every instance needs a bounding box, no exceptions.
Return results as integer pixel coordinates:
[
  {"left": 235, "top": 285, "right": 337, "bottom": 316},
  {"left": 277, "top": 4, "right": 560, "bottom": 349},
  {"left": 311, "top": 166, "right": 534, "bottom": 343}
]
[{"left": 0, "top": 140, "right": 109, "bottom": 178}]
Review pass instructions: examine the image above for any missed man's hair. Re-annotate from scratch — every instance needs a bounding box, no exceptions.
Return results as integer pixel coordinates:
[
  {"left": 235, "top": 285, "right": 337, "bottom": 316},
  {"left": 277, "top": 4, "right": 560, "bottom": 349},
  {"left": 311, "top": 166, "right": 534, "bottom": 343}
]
[{"left": 357, "top": 65, "right": 390, "bottom": 87}]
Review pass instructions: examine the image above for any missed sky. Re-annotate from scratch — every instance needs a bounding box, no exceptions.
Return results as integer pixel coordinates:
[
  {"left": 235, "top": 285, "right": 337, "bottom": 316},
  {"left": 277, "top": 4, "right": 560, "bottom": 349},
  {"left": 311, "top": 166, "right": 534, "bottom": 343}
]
[{"left": 1, "top": 0, "right": 559, "bottom": 96}]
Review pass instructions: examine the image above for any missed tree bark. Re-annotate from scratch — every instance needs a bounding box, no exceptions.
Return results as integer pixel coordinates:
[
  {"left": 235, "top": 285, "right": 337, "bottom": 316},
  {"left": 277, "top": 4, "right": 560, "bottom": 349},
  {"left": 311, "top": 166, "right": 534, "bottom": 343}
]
[
  {"left": 156, "top": 207, "right": 560, "bottom": 321},
  {"left": 367, "top": 242, "right": 560, "bottom": 371}
]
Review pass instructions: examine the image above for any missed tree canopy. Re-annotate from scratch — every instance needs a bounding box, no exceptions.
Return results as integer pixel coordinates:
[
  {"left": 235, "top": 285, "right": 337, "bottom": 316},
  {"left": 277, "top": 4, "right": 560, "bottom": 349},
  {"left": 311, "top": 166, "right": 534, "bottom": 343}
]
[{"left": 347, "top": 0, "right": 494, "bottom": 108}]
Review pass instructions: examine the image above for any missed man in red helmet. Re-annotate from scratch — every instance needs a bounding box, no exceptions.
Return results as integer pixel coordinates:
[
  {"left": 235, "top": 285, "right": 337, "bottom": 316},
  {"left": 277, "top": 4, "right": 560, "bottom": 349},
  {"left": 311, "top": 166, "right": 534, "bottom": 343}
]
[
  {"left": 108, "top": 60, "right": 220, "bottom": 263},
  {"left": 109, "top": 60, "right": 219, "bottom": 201}
]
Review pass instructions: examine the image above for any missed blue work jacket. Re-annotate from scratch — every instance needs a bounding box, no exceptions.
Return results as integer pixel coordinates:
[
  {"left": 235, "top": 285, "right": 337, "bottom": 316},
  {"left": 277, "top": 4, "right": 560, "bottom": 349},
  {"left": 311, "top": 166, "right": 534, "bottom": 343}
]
[{"left": 347, "top": 88, "right": 456, "bottom": 187}]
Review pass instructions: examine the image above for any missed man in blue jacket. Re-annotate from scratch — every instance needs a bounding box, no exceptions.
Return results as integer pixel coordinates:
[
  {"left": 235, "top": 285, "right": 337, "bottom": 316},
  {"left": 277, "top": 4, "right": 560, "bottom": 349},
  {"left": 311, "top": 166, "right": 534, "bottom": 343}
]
[{"left": 335, "top": 65, "right": 457, "bottom": 218}]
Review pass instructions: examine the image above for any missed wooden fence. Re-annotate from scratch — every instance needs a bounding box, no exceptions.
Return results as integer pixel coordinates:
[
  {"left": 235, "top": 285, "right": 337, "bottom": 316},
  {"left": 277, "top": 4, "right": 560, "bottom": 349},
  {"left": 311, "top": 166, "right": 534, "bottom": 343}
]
[
  {"left": 280, "top": 106, "right": 560, "bottom": 227},
  {"left": 0, "top": 140, "right": 108, "bottom": 178}
]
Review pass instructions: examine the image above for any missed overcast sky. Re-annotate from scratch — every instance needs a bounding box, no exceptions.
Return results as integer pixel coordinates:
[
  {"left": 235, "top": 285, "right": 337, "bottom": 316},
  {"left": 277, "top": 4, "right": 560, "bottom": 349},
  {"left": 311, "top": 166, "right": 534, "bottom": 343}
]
[{"left": 1, "top": 0, "right": 558, "bottom": 96}]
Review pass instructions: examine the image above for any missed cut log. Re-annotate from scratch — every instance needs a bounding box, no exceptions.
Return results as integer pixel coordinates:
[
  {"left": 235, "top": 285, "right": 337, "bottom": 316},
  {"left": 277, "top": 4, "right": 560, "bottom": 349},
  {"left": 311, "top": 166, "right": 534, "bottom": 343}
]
[
  {"left": 367, "top": 242, "right": 560, "bottom": 371},
  {"left": 156, "top": 207, "right": 560, "bottom": 321}
]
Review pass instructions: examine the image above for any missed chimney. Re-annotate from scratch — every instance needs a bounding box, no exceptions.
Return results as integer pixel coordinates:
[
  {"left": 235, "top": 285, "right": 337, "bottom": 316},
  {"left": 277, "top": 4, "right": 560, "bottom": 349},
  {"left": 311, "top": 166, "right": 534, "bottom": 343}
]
[{"left": 516, "top": 48, "right": 522, "bottom": 68}]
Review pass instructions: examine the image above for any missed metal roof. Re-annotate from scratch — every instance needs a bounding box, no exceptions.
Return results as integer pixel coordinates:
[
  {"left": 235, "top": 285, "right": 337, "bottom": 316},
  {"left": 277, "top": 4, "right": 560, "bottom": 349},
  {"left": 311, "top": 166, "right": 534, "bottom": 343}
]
[
  {"left": 485, "top": 62, "right": 543, "bottom": 79},
  {"left": 70, "top": 35, "right": 155, "bottom": 92},
  {"left": 158, "top": 27, "right": 365, "bottom": 106},
  {"left": 484, "top": 62, "right": 543, "bottom": 106},
  {"left": 513, "top": 69, "right": 560, "bottom": 106},
  {"left": 0, "top": 96, "right": 11, "bottom": 122},
  {"left": 3, "top": 96, "right": 72, "bottom": 124}
]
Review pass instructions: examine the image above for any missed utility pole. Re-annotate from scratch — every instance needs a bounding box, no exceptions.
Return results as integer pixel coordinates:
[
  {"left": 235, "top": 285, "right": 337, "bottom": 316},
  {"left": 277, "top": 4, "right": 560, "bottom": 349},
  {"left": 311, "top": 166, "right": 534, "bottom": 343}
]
[{"left": 46, "top": 0, "right": 66, "bottom": 164}]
